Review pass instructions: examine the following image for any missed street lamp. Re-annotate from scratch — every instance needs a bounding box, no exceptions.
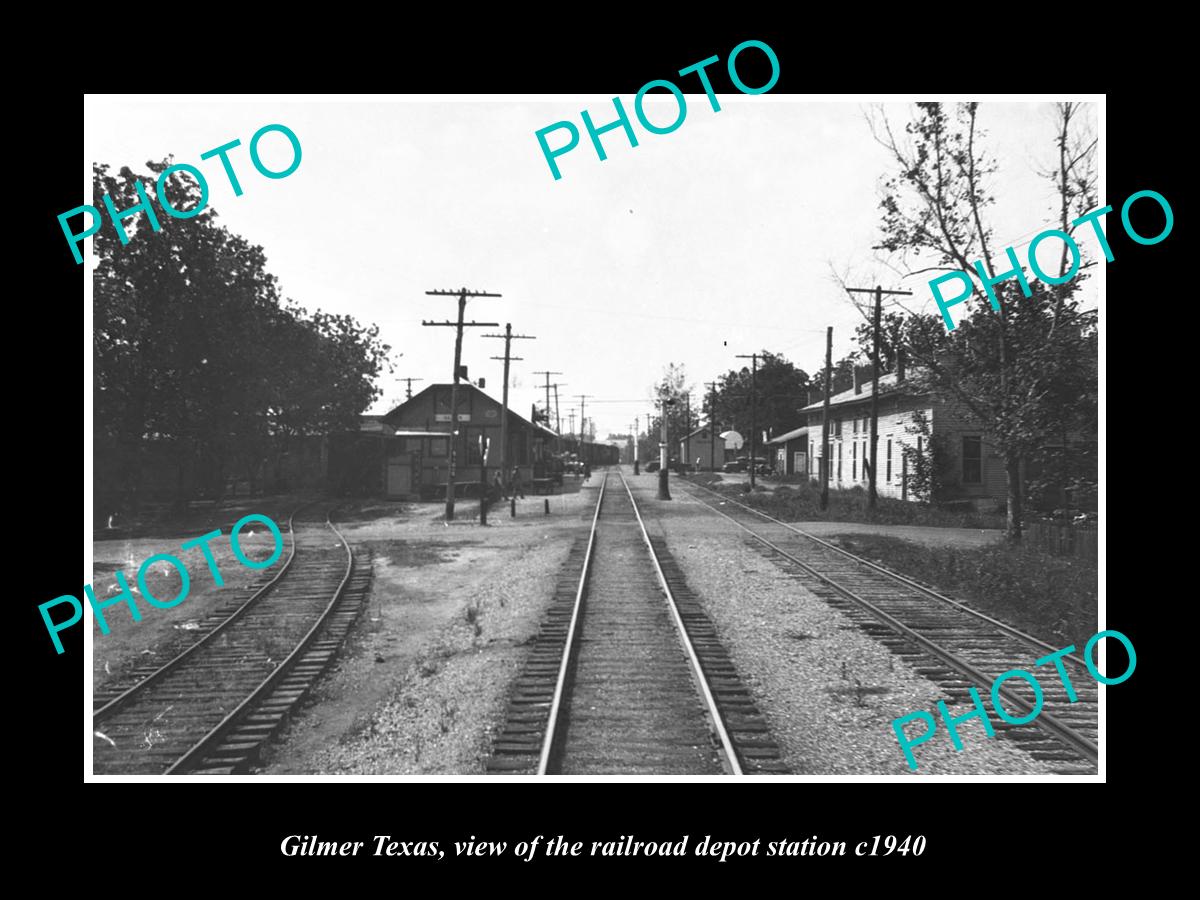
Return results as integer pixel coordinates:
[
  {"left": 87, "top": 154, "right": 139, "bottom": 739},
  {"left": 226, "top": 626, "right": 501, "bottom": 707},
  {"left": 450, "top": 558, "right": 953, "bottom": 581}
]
[{"left": 658, "top": 396, "right": 676, "bottom": 500}]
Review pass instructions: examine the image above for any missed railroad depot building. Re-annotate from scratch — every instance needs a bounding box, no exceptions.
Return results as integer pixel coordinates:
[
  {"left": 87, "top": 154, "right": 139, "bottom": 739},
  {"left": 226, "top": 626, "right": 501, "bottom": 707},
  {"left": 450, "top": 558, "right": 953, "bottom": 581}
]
[
  {"left": 380, "top": 383, "right": 556, "bottom": 499},
  {"left": 800, "top": 368, "right": 1005, "bottom": 505},
  {"left": 328, "top": 383, "right": 557, "bottom": 500}
]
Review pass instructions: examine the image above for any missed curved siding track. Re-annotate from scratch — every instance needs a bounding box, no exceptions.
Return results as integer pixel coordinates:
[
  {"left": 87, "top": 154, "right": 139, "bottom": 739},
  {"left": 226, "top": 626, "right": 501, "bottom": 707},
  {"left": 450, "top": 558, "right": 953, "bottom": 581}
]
[
  {"left": 679, "top": 480, "right": 1098, "bottom": 775},
  {"left": 488, "top": 469, "right": 787, "bottom": 776},
  {"left": 92, "top": 503, "right": 372, "bottom": 775}
]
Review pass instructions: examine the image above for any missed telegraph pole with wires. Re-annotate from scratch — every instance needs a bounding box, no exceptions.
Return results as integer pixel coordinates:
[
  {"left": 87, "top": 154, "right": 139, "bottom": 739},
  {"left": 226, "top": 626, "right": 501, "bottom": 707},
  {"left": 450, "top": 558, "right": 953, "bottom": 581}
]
[
  {"left": 845, "top": 285, "right": 912, "bottom": 508},
  {"left": 705, "top": 380, "right": 718, "bottom": 471},
  {"left": 533, "top": 370, "right": 562, "bottom": 448},
  {"left": 575, "top": 395, "right": 593, "bottom": 443},
  {"left": 683, "top": 391, "right": 691, "bottom": 471},
  {"left": 552, "top": 382, "right": 567, "bottom": 437},
  {"left": 735, "top": 353, "right": 759, "bottom": 489},
  {"left": 484, "top": 323, "right": 535, "bottom": 499},
  {"left": 423, "top": 287, "right": 500, "bottom": 521},
  {"left": 532, "top": 371, "right": 561, "bottom": 425},
  {"left": 399, "top": 377, "right": 424, "bottom": 400},
  {"left": 821, "top": 327, "right": 832, "bottom": 511}
]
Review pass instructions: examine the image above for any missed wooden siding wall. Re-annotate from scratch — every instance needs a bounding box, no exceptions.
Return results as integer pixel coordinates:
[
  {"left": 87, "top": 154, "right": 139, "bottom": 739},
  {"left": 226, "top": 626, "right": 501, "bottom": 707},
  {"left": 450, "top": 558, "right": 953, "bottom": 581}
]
[{"left": 806, "top": 399, "right": 933, "bottom": 500}]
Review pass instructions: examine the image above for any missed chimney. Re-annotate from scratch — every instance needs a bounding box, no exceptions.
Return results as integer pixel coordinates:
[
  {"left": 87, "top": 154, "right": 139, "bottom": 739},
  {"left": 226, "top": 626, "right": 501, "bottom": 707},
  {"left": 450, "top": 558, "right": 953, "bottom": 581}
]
[
  {"left": 897, "top": 348, "right": 906, "bottom": 384},
  {"left": 853, "top": 367, "right": 861, "bottom": 395}
]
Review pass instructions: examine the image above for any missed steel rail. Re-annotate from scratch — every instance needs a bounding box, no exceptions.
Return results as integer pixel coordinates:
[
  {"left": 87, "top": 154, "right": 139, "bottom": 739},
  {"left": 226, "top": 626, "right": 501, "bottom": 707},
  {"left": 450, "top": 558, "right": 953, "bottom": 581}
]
[
  {"left": 163, "top": 507, "right": 355, "bottom": 775},
  {"left": 536, "top": 471, "right": 607, "bottom": 775},
  {"left": 619, "top": 470, "right": 743, "bottom": 776},
  {"left": 93, "top": 502, "right": 311, "bottom": 722},
  {"left": 683, "top": 480, "right": 1090, "bottom": 671},
  {"left": 683, "top": 487, "right": 1098, "bottom": 763}
]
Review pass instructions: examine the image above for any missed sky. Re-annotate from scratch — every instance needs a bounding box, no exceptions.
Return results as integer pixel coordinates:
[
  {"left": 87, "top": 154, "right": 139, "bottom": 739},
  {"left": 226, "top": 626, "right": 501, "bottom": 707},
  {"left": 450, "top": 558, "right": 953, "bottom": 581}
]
[{"left": 85, "top": 96, "right": 1100, "bottom": 441}]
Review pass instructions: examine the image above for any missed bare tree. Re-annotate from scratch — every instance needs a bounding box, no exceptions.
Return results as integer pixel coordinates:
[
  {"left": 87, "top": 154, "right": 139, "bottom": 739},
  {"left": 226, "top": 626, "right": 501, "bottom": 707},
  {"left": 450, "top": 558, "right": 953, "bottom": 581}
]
[{"left": 864, "top": 102, "right": 1098, "bottom": 542}]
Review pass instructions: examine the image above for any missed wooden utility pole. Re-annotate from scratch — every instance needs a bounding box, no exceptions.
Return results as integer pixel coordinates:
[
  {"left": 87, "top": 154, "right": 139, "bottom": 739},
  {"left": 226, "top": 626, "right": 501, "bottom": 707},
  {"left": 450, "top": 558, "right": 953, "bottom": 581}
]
[
  {"left": 575, "top": 395, "right": 593, "bottom": 443},
  {"left": 568, "top": 410, "right": 576, "bottom": 440},
  {"left": 399, "top": 376, "right": 424, "bottom": 400},
  {"left": 533, "top": 370, "right": 562, "bottom": 451},
  {"left": 532, "top": 371, "right": 561, "bottom": 426},
  {"left": 484, "top": 324, "right": 535, "bottom": 499},
  {"left": 683, "top": 391, "right": 691, "bottom": 470},
  {"left": 552, "top": 383, "right": 567, "bottom": 436},
  {"left": 735, "top": 354, "right": 759, "bottom": 488},
  {"left": 821, "top": 327, "right": 832, "bottom": 511},
  {"left": 705, "top": 381, "right": 718, "bottom": 471},
  {"left": 423, "top": 287, "right": 500, "bottom": 521},
  {"left": 845, "top": 285, "right": 912, "bottom": 508}
]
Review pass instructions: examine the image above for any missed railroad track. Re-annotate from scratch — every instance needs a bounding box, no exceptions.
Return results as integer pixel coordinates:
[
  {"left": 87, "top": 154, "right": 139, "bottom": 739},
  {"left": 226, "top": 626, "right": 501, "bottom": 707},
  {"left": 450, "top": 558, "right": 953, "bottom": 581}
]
[
  {"left": 92, "top": 502, "right": 372, "bottom": 775},
  {"left": 678, "top": 479, "right": 1098, "bottom": 775},
  {"left": 488, "top": 468, "right": 787, "bottom": 776}
]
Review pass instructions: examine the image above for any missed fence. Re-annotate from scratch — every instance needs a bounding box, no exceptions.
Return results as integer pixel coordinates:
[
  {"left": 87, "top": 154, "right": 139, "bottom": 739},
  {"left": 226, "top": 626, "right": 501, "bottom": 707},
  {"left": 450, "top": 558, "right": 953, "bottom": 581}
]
[{"left": 1026, "top": 519, "right": 1098, "bottom": 563}]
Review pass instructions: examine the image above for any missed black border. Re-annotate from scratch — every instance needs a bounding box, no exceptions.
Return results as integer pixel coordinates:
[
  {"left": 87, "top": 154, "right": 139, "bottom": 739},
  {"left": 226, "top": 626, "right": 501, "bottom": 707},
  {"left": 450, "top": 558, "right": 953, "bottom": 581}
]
[{"left": 23, "top": 23, "right": 1156, "bottom": 879}]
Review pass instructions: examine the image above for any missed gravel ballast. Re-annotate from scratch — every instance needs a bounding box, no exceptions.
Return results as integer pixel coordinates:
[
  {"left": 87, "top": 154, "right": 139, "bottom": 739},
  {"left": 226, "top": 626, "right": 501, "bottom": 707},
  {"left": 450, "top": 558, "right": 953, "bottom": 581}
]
[{"left": 628, "top": 474, "right": 1060, "bottom": 776}]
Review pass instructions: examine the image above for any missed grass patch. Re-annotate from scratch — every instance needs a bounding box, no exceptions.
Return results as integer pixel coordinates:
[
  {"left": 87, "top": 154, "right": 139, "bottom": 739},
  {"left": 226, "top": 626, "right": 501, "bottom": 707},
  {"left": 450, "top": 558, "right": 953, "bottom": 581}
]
[
  {"left": 712, "top": 480, "right": 1004, "bottom": 529},
  {"left": 830, "top": 533, "right": 1096, "bottom": 651}
]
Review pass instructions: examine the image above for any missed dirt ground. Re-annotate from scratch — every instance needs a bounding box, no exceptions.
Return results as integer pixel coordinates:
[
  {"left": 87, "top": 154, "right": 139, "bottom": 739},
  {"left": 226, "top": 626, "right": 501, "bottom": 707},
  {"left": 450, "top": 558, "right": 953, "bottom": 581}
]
[
  {"left": 91, "top": 528, "right": 288, "bottom": 691},
  {"left": 261, "top": 479, "right": 598, "bottom": 774}
]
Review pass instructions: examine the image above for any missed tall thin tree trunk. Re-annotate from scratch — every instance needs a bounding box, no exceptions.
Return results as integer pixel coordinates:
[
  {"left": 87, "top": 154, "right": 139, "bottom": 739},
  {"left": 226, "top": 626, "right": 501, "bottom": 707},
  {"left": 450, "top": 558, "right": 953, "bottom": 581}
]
[{"left": 1005, "top": 452, "right": 1023, "bottom": 543}]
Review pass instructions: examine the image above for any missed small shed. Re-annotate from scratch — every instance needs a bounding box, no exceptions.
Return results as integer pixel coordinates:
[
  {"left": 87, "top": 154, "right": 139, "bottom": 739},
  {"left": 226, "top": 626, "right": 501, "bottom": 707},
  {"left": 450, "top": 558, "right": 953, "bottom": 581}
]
[
  {"left": 766, "top": 426, "right": 809, "bottom": 476},
  {"left": 678, "top": 424, "right": 723, "bottom": 471}
]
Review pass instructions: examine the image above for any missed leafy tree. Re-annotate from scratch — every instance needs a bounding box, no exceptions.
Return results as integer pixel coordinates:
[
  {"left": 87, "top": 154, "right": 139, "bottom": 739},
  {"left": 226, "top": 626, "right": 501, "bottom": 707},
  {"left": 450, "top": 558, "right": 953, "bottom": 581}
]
[
  {"left": 901, "top": 410, "right": 953, "bottom": 502},
  {"left": 638, "top": 364, "right": 696, "bottom": 462},
  {"left": 866, "top": 102, "right": 1098, "bottom": 541},
  {"left": 707, "top": 351, "right": 810, "bottom": 445},
  {"left": 93, "top": 160, "right": 391, "bottom": 511}
]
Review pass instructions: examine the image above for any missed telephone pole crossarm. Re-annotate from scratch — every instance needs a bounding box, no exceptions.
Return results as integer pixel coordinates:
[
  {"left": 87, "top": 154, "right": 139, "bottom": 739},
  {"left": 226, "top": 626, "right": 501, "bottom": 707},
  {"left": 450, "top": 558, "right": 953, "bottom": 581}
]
[
  {"left": 422, "top": 287, "right": 501, "bottom": 521},
  {"left": 484, "top": 324, "right": 536, "bottom": 498}
]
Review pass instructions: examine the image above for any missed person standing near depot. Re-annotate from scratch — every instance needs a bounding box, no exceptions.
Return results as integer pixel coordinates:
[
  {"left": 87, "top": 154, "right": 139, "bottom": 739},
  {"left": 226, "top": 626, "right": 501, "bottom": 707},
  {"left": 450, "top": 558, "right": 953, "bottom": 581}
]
[{"left": 510, "top": 466, "right": 525, "bottom": 499}]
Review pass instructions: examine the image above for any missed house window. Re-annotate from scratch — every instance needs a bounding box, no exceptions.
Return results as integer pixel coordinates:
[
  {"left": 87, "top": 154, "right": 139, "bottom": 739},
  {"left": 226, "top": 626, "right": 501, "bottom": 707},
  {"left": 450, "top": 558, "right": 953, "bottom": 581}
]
[
  {"left": 430, "top": 437, "right": 448, "bottom": 457},
  {"left": 962, "top": 435, "right": 983, "bottom": 484},
  {"left": 886, "top": 438, "right": 892, "bottom": 482},
  {"left": 852, "top": 417, "right": 858, "bottom": 434},
  {"left": 837, "top": 442, "right": 843, "bottom": 481},
  {"left": 832, "top": 418, "right": 841, "bottom": 438},
  {"left": 404, "top": 438, "right": 422, "bottom": 454},
  {"left": 851, "top": 442, "right": 857, "bottom": 480}
]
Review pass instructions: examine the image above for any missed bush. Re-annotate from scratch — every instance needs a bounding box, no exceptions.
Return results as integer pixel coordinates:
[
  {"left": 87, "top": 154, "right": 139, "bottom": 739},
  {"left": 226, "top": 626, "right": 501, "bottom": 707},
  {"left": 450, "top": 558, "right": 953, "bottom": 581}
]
[{"left": 712, "top": 478, "right": 1004, "bottom": 529}]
